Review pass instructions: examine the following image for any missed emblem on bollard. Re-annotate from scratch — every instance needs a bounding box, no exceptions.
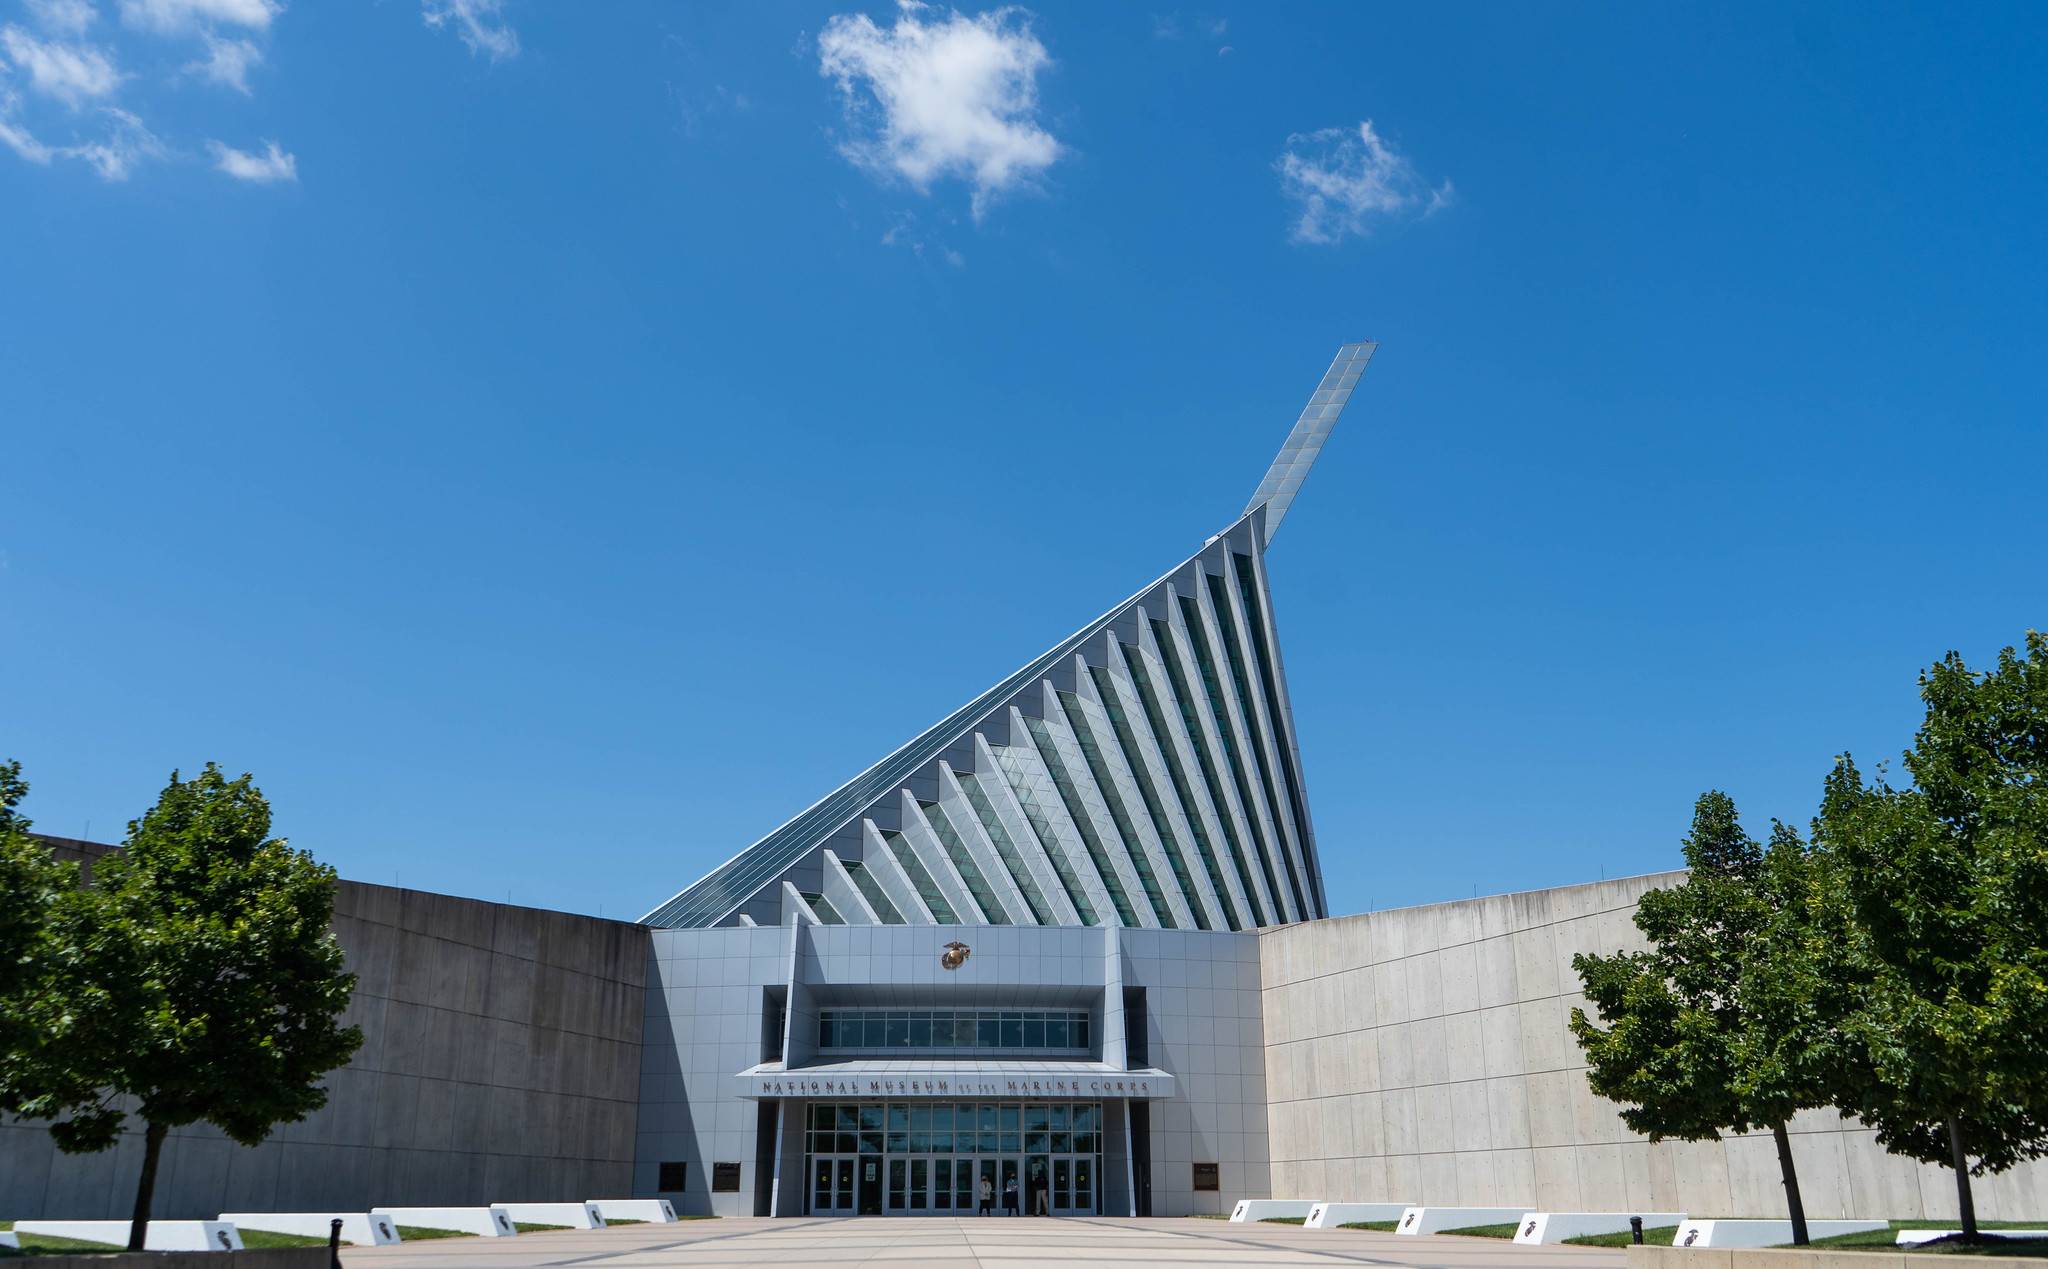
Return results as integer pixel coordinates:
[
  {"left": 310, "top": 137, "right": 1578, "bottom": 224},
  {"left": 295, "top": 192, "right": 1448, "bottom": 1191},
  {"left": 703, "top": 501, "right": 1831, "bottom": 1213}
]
[{"left": 941, "top": 941, "right": 970, "bottom": 969}]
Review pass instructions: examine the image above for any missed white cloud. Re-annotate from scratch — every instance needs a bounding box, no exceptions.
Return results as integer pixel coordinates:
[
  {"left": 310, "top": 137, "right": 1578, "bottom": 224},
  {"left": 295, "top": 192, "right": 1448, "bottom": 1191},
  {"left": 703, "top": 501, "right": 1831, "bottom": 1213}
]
[
  {"left": 1, "top": 25, "right": 120, "bottom": 106},
  {"left": 69, "top": 102, "right": 157, "bottom": 175},
  {"left": 0, "top": 99, "right": 159, "bottom": 176},
  {"left": 184, "top": 32, "right": 256, "bottom": 91},
  {"left": 119, "top": 0, "right": 274, "bottom": 34},
  {"left": 818, "top": 1, "right": 1061, "bottom": 219},
  {"left": 1, "top": 0, "right": 293, "bottom": 181},
  {"left": 1275, "top": 119, "right": 1451, "bottom": 245},
  {"left": 0, "top": 85, "right": 55, "bottom": 161},
  {"left": 422, "top": 0, "right": 517, "bottom": 61},
  {"left": 24, "top": 0, "right": 95, "bottom": 35},
  {"left": 880, "top": 209, "right": 965, "bottom": 266},
  {"left": 1151, "top": 13, "right": 1226, "bottom": 42},
  {"left": 208, "top": 135, "right": 290, "bottom": 180}
]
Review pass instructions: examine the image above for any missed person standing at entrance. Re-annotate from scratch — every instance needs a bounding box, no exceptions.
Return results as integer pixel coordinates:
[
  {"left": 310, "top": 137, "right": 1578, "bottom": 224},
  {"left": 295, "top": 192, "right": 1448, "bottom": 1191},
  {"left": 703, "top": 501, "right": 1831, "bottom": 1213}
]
[
  {"left": 978, "top": 1175, "right": 993, "bottom": 1216},
  {"left": 1002, "top": 1176, "right": 1019, "bottom": 1216},
  {"left": 1032, "top": 1172, "right": 1049, "bottom": 1216}
]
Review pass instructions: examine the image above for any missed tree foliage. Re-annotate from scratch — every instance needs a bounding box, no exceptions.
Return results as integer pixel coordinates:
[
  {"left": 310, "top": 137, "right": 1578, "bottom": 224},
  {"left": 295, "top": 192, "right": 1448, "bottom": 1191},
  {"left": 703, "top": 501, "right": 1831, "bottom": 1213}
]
[
  {"left": 0, "top": 761, "right": 54, "bottom": 1056},
  {"left": 1571, "top": 791, "right": 1852, "bottom": 1242},
  {"left": 1573, "top": 792, "right": 1846, "bottom": 1136},
  {"left": 20, "top": 765, "right": 363, "bottom": 1247},
  {"left": 0, "top": 762, "right": 103, "bottom": 1132},
  {"left": 0, "top": 763, "right": 69, "bottom": 1094},
  {"left": 1815, "top": 633, "right": 2048, "bottom": 1232},
  {"left": 1572, "top": 631, "right": 2048, "bottom": 1244}
]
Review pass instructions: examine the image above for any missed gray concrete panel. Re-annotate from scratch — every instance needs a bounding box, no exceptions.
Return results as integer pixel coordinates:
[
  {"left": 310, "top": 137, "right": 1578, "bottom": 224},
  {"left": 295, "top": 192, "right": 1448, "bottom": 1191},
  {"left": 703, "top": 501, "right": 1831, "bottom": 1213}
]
[
  {"left": 1, "top": 853, "right": 647, "bottom": 1221},
  {"left": 1260, "top": 873, "right": 2048, "bottom": 1219}
]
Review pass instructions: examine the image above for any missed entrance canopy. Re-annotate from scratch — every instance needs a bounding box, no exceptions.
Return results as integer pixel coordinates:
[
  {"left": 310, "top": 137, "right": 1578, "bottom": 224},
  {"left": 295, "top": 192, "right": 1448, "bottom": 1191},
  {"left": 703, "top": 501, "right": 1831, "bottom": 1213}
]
[{"left": 735, "top": 1058, "right": 1173, "bottom": 1101}]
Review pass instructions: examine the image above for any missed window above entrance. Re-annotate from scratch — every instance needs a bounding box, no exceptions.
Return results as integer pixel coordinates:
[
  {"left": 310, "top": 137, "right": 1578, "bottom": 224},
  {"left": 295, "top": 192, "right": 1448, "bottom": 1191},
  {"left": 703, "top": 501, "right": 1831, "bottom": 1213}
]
[{"left": 819, "top": 1009, "right": 1091, "bottom": 1051}]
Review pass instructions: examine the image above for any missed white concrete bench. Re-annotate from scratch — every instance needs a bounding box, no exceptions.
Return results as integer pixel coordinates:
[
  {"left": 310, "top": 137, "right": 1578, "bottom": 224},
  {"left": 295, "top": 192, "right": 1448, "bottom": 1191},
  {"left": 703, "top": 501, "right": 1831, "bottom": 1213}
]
[
  {"left": 1899, "top": 1230, "right": 2048, "bottom": 1245},
  {"left": 371, "top": 1207, "right": 518, "bottom": 1237},
  {"left": 220, "top": 1213, "right": 400, "bottom": 1246},
  {"left": 1672, "top": 1219, "right": 1888, "bottom": 1247},
  {"left": 491, "top": 1203, "right": 603, "bottom": 1229},
  {"left": 1395, "top": 1206, "right": 1533, "bottom": 1235},
  {"left": 1305, "top": 1203, "right": 1412, "bottom": 1229},
  {"left": 1229, "top": 1199, "right": 1320, "bottom": 1222},
  {"left": 587, "top": 1200, "right": 676, "bottom": 1223},
  {"left": 0, "top": 1233, "right": 18, "bottom": 1249},
  {"left": 16, "top": 1221, "right": 242, "bottom": 1251},
  {"left": 1514, "top": 1212, "right": 1686, "bottom": 1244}
]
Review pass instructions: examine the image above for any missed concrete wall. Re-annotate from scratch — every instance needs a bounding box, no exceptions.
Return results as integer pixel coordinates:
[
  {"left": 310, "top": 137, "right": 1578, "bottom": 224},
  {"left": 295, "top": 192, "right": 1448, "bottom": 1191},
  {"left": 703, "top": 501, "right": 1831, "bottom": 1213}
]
[
  {"left": 1259, "top": 872, "right": 2048, "bottom": 1220},
  {"left": 2, "top": 839, "right": 649, "bottom": 1220}
]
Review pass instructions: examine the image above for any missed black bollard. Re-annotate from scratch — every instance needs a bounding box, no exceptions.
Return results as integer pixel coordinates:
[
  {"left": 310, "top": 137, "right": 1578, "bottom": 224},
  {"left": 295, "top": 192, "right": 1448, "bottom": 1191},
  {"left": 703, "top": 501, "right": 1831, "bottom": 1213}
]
[
  {"left": 329, "top": 1218, "right": 343, "bottom": 1269},
  {"left": 1631, "top": 1217, "right": 1644, "bottom": 1245}
]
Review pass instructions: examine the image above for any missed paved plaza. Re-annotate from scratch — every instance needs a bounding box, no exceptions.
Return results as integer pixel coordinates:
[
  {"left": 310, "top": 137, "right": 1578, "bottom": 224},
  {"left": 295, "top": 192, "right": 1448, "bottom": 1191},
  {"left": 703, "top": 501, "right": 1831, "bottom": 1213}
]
[{"left": 341, "top": 1219, "right": 1630, "bottom": 1269}]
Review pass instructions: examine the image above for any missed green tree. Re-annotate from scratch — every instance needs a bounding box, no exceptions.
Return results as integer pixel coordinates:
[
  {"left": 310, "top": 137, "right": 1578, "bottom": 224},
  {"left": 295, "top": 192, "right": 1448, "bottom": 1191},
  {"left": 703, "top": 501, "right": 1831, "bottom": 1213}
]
[
  {"left": 42, "top": 766, "right": 364, "bottom": 1250},
  {"left": 1815, "top": 632, "right": 2048, "bottom": 1242},
  {"left": 0, "top": 763, "right": 72, "bottom": 1093},
  {"left": 1571, "top": 791, "right": 1851, "bottom": 1244},
  {"left": 0, "top": 763, "right": 120, "bottom": 1140}
]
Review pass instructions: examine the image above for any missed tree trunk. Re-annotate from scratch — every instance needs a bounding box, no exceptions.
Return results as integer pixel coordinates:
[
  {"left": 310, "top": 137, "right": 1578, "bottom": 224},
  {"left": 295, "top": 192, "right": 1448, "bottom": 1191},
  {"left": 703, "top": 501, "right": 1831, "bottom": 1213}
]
[
  {"left": 1948, "top": 1117, "right": 1979, "bottom": 1242},
  {"left": 127, "top": 1120, "right": 168, "bottom": 1252},
  {"left": 1773, "top": 1121, "right": 1810, "bottom": 1246}
]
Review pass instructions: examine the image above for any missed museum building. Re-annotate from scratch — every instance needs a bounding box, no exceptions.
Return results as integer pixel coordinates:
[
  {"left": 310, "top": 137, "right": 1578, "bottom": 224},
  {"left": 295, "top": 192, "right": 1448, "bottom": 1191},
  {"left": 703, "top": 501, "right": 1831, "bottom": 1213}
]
[
  {"left": 11, "top": 342, "right": 2048, "bottom": 1226},
  {"left": 632, "top": 344, "right": 1376, "bottom": 1218}
]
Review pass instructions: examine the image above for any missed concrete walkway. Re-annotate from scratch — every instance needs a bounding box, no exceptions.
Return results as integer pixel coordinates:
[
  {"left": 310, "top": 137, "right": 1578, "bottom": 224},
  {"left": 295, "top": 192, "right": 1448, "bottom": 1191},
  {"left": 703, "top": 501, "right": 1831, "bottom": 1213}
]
[{"left": 341, "top": 1217, "right": 1631, "bottom": 1268}]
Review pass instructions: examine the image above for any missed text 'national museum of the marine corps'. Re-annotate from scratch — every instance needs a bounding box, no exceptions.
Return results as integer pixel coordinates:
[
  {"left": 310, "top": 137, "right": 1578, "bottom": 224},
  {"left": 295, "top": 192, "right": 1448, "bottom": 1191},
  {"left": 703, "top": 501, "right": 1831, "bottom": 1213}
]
[{"left": 10, "top": 344, "right": 2048, "bottom": 1226}]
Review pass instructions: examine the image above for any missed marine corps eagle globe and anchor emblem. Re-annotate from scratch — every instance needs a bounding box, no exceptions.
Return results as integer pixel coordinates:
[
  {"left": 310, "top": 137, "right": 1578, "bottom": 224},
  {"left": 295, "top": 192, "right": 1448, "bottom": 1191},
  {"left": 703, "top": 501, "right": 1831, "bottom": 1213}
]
[{"left": 941, "top": 942, "right": 971, "bottom": 969}]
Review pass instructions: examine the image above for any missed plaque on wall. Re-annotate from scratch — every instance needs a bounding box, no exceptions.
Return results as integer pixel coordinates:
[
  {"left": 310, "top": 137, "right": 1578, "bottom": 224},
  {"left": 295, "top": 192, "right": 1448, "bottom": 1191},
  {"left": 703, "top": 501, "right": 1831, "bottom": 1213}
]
[
  {"left": 1192, "top": 1162, "right": 1220, "bottom": 1192},
  {"left": 712, "top": 1161, "right": 742, "bottom": 1192},
  {"left": 657, "top": 1161, "right": 688, "bottom": 1192}
]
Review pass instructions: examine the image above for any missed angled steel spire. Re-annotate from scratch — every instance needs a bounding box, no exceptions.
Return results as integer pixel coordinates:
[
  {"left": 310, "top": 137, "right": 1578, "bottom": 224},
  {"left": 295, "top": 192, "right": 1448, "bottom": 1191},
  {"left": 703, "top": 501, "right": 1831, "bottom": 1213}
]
[
  {"left": 1243, "top": 342, "right": 1375, "bottom": 545},
  {"left": 641, "top": 344, "right": 1361, "bottom": 931}
]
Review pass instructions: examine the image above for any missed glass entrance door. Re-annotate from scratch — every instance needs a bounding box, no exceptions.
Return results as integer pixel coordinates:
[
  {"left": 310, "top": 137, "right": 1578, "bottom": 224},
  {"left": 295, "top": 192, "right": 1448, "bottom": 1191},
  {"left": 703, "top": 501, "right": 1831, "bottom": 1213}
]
[
  {"left": 925, "top": 1157, "right": 973, "bottom": 1211},
  {"left": 810, "top": 1158, "right": 859, "bottom": 1214},
  {"left": 802, "top": 1100, "right": 1104, "bottom": 1216},
  {"left": 1025, "top": 1155, "right": 1049, "bottom": 1217}
]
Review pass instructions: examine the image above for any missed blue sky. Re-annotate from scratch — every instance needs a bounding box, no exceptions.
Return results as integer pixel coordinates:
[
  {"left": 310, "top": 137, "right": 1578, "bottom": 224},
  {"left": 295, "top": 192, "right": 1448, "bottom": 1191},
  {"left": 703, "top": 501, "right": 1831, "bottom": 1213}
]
[{"left": 3, "top": 2, "right": 2044, "bottom": 922}]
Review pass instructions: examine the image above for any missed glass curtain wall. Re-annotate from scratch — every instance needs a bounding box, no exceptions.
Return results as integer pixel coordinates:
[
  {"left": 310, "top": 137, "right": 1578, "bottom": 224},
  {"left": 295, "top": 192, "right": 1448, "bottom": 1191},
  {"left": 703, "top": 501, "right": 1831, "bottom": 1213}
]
[{"left": 803, "top": 1101, "right": 1103, "bottom": 1217}]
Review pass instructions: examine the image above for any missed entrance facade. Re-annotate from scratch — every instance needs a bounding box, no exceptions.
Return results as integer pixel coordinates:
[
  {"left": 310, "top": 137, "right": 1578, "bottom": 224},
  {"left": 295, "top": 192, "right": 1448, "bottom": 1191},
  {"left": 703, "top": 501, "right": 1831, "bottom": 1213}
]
[{"left": 802, "top": 1101, "right": 1102, "bottom": 1216}]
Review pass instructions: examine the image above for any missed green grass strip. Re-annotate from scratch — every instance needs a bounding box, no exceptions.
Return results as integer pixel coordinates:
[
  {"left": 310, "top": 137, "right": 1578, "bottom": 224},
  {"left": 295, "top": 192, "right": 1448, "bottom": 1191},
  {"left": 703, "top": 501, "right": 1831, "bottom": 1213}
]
[
  {"left": 395, "top": 1225, "right": 474, "bottom": 1240},
  {"left": 237, "top": 1230, "right": 331, "bottom": 1248},
  {"left": 11, "top": 1235, "right": 123, "bottom": 1253},
  {"left": 1440, "top": 1223, "right": 1522, "bottom": 1239},
  {"left": 1564, "top": 1219, "right": 1679, "bottom": 1252},
  {"left": 1565, "top": 1225, "right": 1683, "bottom": 1247}
]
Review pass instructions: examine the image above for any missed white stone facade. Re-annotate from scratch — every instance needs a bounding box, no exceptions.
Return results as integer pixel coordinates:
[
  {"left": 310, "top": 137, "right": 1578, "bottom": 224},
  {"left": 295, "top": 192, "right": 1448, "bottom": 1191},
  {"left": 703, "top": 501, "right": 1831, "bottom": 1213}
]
[{"left": 634, "top": 921, "right": 1269, "bottom": 1217}]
